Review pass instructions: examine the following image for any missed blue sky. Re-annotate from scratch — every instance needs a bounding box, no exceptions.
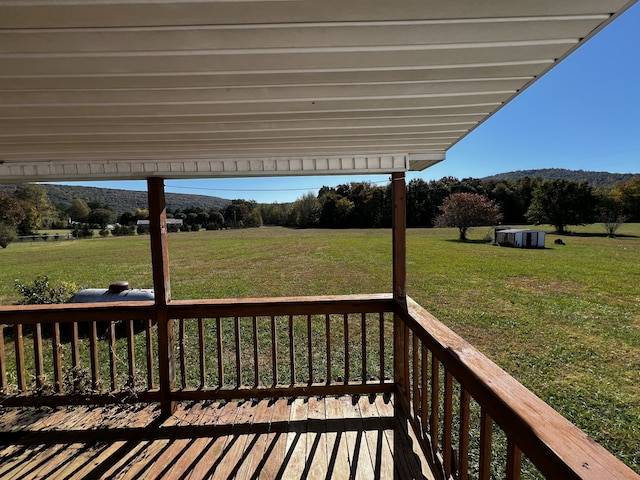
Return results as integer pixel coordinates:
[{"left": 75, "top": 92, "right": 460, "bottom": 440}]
[{"left": 62, "top": 3, "right": 640, "bottom": 204}]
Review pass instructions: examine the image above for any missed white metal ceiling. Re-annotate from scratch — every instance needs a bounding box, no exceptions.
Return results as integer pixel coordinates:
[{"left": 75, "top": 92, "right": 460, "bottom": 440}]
[{"left": 0, "top": 0, "right": 636, "bottom": 181}]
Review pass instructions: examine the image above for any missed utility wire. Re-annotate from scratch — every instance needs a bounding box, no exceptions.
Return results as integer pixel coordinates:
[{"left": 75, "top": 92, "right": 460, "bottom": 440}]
[{"left": 165, "top": 179, "right": 389, "bottom": 193}]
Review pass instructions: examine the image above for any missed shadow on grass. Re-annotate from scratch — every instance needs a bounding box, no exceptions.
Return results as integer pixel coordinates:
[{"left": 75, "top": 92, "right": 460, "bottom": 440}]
[
  {"left": 443, "top": 239, "right": 492, "bottom": 244},
  {"left": 554, "top": 231, "right": 639, "bottom": 238}
]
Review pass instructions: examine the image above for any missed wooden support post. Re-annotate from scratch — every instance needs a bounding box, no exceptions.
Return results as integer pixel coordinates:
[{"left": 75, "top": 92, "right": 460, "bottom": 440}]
[
  {"left": 392, "top": 172, "right": 407, "bottom": 303},
  {"left": 392, "top": 172, "right": 409, "bottom": 480},
  {"left": 392, "top": 172, "right": 408, "bottom": 393},
  {"left": 148, "top": 177, "right": 176, "bottom": 416}
]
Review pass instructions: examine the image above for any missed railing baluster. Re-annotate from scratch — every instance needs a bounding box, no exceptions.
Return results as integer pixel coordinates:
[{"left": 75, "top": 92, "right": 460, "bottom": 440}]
[
  {"left": 108, "top": 321, "right": 117, "bottom": 391},
  {"left": 179, "top": 318, "right": 187, "bottom": 389},
  {"left": 234, "top": 316, "right": 241, "bottom": 387},
  {"left": 343, "top": 313, "right": 349, "bottom": 384},
  {"left": 379, "top": 312, "right": 384, "bottom": 384},
  {"left": 253, "top": 316, "right": 259, "bottom": 387},
  {"left": 271, "top": 315, "right": 277, "bottom": 387},
  {"left": 216, "top": 317, "right": 223, "bottom": 388},
  {"left": 33, "top": 323, "right": 44, "bottom": 389},
  {"left": 412, "top": 331, "right": 419, "bottom": 419},
  {"left": 0, "top": 326, "right": 7, "bottom": 390},
  {"left": 198, "top": 318, "right": 206, "bottom": 388},
  {"left": 506, "top": 438, "right": 522, "bottom": 480},
  {"left": 71, "top": 322, "right": 81, "bottom": 392},
  {"left": 90, "top": 321, "right": 99, "bottom": 390},
  {"left": 13, "top": 324, "right": 26, "bottom": 392},
  {"left": 404, "top": 319, "right": 410, "bottom": 398},
  {"left": 325, "top": 314, "right": 331, "bottom": 384},
  {"left": 145, "top": 318, "right": 154, "bottom": 389},
  {"left": 307, "top": 314, "right": 313, "bottom": 385},
  {"left": 430, "top": 354, "right": 440, "bottom": 455},
  {"left": 126, "top": 320, "right": 136, "bottom": 388},
  {"left": 443, "top": 370, "right": 454, "bottom": 479},
  {"left": 52, "top": 322, "right": 62, "bottom": 393},
  {"left": 361, "top": 312, "right": 367, "bottom": 384},
  {"left": 458, "top": 388, "right": 470, "bottom": 480},
  {"left": 288, "top": 315, "right": 295, "bottom": 385},
  {"left": 479, "top": 408, "right": 493, "bottom": 480},
  {"left": 421, "top": 343, "right": 429, "bottom": 436}
]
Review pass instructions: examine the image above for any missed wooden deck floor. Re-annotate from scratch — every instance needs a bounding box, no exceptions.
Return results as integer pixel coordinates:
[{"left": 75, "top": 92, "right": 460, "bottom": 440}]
[{"left": 0, "top": 394, "right": 434, "bottom": 480}]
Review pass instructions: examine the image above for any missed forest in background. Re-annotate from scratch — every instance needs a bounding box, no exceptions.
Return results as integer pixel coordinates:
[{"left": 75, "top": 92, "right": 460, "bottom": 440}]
[
  {"left": 0, "top": 183, "right": 228, "bottom": 215},
  {"left": 481, "top": 168, "right": 636, "bottom": 188},
  {"left": 0, "top": 168, "right": 639, "bottom": 248},
  {"left": 0, "top": 168, "right": 636, "bottom": 215},
  {"left": 267, "top": 174, "right": 639, "bottom": 232}
]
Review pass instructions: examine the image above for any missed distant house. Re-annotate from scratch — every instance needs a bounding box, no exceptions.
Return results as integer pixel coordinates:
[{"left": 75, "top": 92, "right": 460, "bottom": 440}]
[
  {"left": 495, "top": 228, "right": 546, "bottom": 249},
  {"left": 136, "top": 219, "right": 183, "bottom": 230}
]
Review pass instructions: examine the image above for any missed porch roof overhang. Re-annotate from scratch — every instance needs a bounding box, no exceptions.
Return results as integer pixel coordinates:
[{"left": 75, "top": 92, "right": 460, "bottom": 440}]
[{"left": 0, "top": 0, "right": 636, "bottom": 183}]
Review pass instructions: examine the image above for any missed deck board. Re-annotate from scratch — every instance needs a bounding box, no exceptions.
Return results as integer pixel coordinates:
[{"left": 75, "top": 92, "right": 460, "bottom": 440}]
[
  {"left": 305, "top": 396, "right": 328, "bottom": 480},
  {"left": 257, "top": 398, "right": 290, "bottom": 480},
  {"left": 0, "top": 395, "right": 434, "bottom": 480}
]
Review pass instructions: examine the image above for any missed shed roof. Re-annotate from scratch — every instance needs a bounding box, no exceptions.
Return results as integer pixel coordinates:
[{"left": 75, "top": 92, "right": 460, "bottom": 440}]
[
  {"left": 496, "top": 228, "right": 546, "bottom": 234},
  {"left": 0, "top": 0, "right": 636, "bottom": 182}
]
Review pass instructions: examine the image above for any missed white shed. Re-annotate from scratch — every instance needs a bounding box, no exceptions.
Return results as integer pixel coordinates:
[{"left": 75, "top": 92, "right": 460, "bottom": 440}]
[{"left": 495, "top": 229, "right": 546, "bottom": 249}]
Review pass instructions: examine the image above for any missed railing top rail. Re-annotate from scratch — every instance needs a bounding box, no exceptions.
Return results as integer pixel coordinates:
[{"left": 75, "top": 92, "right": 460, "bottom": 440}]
[
  {"left": 0, "top": 301, "right": 154, "bottom": 324},
  {"left": 397, "top": 296, "right": 639, "bottom": 480},
  {"left": 0, "top": 294, "right": 394, "bottom": 324},
  {"left": 168, "top": 293, "right": 395, "bottom": 317}
]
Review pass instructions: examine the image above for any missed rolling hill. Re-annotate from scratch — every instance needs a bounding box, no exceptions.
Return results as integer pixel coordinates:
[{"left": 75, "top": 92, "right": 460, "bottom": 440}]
[
  {"left": 0, "top": 183, "right": 229, "bottom": 214},
  {"left": 482, "top": 168, "right": 638, "bottom": 188}
]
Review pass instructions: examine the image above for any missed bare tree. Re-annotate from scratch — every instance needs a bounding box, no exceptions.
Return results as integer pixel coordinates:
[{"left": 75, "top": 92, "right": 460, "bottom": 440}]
[{"left": 600, "top": 209, "right": 627, "bottom": 237}]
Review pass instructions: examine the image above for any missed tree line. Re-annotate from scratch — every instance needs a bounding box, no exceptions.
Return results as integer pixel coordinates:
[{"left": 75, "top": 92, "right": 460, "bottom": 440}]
[
  {"left": 0, "top": 183, "right": 229, "bottom": 215},
  {"left": 1, "top": 175, "right": 638, "bottom": 248},
  {"left": 0, "top": 184, "right": 263, "bottom": 248},
  {"left": 260, "top": 175, "right": 640, "bottom": 233}
]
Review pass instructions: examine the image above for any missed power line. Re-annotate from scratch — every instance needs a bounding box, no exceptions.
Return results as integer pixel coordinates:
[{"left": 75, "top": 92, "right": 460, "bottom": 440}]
[{"left": 165, "top": 180, "right": 389, "bottom": 194}]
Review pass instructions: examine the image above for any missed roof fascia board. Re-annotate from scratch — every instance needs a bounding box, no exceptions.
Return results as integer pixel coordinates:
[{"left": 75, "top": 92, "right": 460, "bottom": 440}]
[{"left": 0, "top": 154, "right": 421, "bottom": 182}]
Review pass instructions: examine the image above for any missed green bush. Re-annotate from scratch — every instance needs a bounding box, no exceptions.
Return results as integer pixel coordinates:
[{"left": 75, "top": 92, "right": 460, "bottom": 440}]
[
  {"left": 112, "top": 225, "right": 136, "bottom": 236},
  {"left": 14, "top": 275, "right": 78, "bottom": 305},
  {"left": 72, "top": 224, "right": 94, "bottom": 238},
  {"left": 0, "top": 222, "right": 17, "bottom": 248}
]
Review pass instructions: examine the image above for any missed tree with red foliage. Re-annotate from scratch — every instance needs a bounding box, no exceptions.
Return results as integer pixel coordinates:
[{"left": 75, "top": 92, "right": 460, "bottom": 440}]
[{"left": 436, "top": 193, "right": 503, "bottom": 241}]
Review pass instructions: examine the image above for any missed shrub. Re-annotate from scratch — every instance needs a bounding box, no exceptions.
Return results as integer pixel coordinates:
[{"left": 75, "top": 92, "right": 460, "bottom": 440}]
[
  {"left": 0, "top": 222, "right": 17, "bottom": 248},
  {"left": 72, "top": 224, "right": 94, "bottom": 238},
  {"left": 14, "top": 275, "right": 78, "bottom": 305},
  {"left": 112, "top": 225, "right": 136, "bottom": 236}
]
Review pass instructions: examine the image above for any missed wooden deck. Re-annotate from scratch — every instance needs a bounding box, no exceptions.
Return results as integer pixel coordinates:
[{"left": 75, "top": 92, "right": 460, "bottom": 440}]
[{"left": 0, "top": 394, "right": 433, "bottom": 480}]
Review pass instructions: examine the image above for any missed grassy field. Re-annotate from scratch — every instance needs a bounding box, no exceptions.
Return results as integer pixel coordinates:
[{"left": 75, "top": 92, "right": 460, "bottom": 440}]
[{"left": 1, "top": 224, "right": 639, "bottom": 472}]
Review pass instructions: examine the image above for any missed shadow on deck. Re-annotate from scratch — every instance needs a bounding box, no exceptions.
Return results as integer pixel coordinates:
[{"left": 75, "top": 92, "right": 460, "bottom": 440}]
[{"left": 0, "top": 394, "right": 432, "bottom": 480}]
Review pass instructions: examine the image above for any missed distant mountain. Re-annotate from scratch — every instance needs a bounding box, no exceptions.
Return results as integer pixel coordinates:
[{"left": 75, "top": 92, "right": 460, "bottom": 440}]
[
  {"left": 0, "top": 183, "right": 230, "bottom": 214},
  {"left": 482, "top": 168, "right": 638, "bottom": 188}
]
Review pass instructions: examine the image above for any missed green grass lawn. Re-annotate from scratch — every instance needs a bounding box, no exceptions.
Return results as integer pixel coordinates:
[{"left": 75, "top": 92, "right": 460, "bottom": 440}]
[{"left": 1, "top": 224, "right": 639, "bottom": 472}]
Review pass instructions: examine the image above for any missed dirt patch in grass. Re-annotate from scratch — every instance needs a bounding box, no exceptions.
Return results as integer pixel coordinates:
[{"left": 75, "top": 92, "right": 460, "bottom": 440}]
[{"left": 506, "top": 277, "right": 584, "bottom": 296}]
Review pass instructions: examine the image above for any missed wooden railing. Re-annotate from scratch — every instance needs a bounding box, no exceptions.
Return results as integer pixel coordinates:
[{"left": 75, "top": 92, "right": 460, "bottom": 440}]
[
  {"left": 395, "top": 296, "right": 639, "bottom": 480},
  {"left": 167, "top": 295, "right": 394, "bottom": 401},
  {"left": 0, "top": 301, "right": 158, "bottom": 406},
  {"left": 0, "top": 295, "right": 637, "bottom": 479},
  {"left": 0, "top": 295, "right": 394, "bottom": 405}
]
